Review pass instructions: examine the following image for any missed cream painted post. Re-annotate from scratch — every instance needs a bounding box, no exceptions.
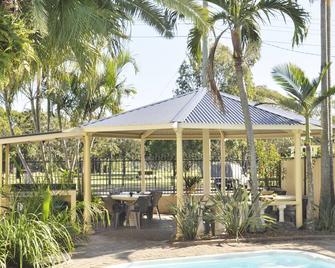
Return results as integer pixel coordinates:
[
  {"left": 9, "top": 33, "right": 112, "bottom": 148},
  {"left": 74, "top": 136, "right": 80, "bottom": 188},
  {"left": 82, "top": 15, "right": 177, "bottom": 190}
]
[
  {"left": 83, "top": 134, "right": 92, "bottom": 232},
  {"left": 0, "top": 145, "right": 2, "bottom": 189},
  {"left": 175, "top": 128, "right": 183, "bottom": 208},
  {"left": 294, "top": 130, "right": 303, "bottom": 228},
  {"left": 140, "top": 138, "right": 146, "bottom": 192},
  {"left": 220, "top": 132, "right": 226, "bottom": 193},
  {"left": 5, "top": 144, "right": 9, "bottom": 187},
  {"left": 203, "top": 129, "right": 211, "bottom": 196}
]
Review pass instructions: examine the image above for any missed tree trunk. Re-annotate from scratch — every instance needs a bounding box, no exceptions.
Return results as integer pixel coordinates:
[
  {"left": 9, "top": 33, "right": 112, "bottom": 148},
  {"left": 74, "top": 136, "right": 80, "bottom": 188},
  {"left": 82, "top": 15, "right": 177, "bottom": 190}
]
[
  {"left": 326, "top": 0, "right": 334, "bottom": 205},
  {"left": 3, "top": 91, "right": 34, "bottom": 182},
  {"left": 320, "top": 0, "right": 334, "bottom": 214},
  {"left": 35, "top": 68, "right": 50, "bottom": 182},
  {"left": 201, "top": 0, "right": 208, "bottom": 87},
  {"left": 305, "top": 116, "right": 314, "bottom": 223},
  {"left": 57, "top": 104, "right": 71, "bottom": 169},
  {"left": 207, "top": 32, "right": 225, "bottom": 112},
  {"left": 231, "top": 30, "right": 259, "bottom": 215}
]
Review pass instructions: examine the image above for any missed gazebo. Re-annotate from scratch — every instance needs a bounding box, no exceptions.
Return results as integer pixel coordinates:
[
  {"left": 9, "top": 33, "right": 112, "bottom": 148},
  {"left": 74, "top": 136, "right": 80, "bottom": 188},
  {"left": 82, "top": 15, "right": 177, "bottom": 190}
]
[{"left": 0, "top": 89, "right": 322, "bottom": 229}]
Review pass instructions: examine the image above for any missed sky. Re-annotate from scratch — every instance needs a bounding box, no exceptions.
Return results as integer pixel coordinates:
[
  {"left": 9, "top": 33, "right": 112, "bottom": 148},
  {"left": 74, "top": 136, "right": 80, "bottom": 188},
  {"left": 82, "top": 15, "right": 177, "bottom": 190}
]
[{"left": 120, "top": 0, "right": 335, "bottom": 112}]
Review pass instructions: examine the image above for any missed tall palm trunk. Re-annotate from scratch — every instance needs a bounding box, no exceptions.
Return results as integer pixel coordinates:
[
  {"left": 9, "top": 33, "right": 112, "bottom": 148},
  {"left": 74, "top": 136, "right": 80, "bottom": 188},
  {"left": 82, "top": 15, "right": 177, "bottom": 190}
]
[
  {"left": 320, "top": 0, "right": 334, "bottom": 212},
  {"left": 207, "top": 32, "right": 225, "bottom": 111},
  {"left": 56, "top": 104, "right": 71, "bottom": 170},
  {"left": 326, "top": 0, "right": 334, "bottom": 204},
  {"left": 3, "top": 90, "right": 34, "bottom": 182},
  {"left": 305, "top": 116, "right": 314, "bottom": 223},
  {"left": 231, "top": 29, "right": 259, "bottom": 215}
]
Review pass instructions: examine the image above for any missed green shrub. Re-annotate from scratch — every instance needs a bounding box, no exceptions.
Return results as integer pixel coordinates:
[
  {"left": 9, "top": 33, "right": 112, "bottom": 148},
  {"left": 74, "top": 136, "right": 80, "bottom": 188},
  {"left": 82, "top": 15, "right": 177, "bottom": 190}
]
[
  {"left": 315, "top": 202, "right": 335, "bottom": 231},
  {"left": 213, "top": 184, "right": 274, "bottom": 240},
  {"left": 75, "top": 197, "right": 110, "bottom": 230},
  {"left": 171, "top": 196, "right": 203, "bottom": 240},
  {"left": 0, "top": 206, "right": 73, "bottom": 268},
  {"left": 0, "top": 187, "right": 110, "bottom": 267}
]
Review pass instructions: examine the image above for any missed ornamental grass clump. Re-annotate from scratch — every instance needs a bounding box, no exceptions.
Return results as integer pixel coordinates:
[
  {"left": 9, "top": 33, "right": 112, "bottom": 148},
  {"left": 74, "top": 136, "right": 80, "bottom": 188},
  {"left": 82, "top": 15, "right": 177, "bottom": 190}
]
[
  {"left": 0, "top": 211, "right": 73, "bottom": 268},
  {"left": 315, "top": 202, "right": 335, "bottom": 232},
  {"left": 0, "top": 188, "right": 73, "bottom": 268}
]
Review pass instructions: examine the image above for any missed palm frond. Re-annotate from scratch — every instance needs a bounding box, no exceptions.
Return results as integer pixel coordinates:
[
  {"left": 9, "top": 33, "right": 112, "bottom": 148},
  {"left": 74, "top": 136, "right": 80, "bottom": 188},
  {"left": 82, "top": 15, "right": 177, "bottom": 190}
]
[
  {"left": 154, "top": 0, "right": 209, "bottom": 31},
  {"left": 256, "top": 0, "right": 309, "bottom": 46},
  {"left": 240, "top": 17, "right": 261, "bottom": 50},
  {"left": 308, "top": 63, "right": 330, "bottom": 100},
  {"left": 271, "top": 64, "right": 304, "bottom": 102},
  {"left": 119, "top": 0, "right": 175, "bottom": 38},
  {"left": 312, "top": 86, "right": 335, "bottom": 110},
  {"left": 187, "top": 26, "right": 204, "bottom": 64}
]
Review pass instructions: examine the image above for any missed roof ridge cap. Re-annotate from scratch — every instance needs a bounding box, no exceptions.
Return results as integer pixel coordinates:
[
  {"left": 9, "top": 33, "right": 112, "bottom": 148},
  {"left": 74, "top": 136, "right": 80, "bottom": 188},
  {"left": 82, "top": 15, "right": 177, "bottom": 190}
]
[{"left": 171, "top": 88, "right": 207, "bottom": 123}]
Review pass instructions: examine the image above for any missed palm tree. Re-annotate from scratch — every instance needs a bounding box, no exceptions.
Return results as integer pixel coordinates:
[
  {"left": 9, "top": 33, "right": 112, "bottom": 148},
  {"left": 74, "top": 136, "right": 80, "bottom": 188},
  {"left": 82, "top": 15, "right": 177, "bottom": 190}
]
[
  {"left": 319, "top": 0, "right": 335, "bottom": 218},
  {"left": 272, "top": 63, "right": 335, "bottom": 224},
  {"left": 188, "top": 0, "right": 309, "bottom": 215}
]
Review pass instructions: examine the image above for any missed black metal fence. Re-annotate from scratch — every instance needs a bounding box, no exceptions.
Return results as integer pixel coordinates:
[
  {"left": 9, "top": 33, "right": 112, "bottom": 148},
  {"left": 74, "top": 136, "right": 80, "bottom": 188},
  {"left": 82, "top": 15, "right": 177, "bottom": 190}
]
[{"left": 6, "top": 157, "right": 282, "bottom": 195}]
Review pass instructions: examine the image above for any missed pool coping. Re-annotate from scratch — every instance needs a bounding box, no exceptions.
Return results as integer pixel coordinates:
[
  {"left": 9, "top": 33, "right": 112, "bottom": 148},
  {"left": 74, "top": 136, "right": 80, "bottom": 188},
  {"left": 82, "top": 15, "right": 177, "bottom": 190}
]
[
  {"left": 111, "top": 249, "right": 335, "bottom": 268},
  {"left": 171, "top": 234, "right": 335, "bottom": 246}
]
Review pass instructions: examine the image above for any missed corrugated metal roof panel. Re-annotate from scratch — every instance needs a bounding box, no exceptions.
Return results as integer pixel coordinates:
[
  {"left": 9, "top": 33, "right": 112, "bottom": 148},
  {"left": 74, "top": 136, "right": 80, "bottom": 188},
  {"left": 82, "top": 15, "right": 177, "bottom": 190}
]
[
  {"left": 185, "top": 91, "right": 301, "bottom": 125},
  {"left": 84, "top": 91, "right": 197, "bottom": 128}
]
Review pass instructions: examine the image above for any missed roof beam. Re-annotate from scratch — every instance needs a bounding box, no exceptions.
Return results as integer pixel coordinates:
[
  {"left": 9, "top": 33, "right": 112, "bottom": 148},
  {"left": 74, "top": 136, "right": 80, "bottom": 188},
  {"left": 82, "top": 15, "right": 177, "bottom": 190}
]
[
  {"left": 141, "top": 130, "right": 155, "bottom": 139},
  {"left": 0, "top": 131, "right": 83, "bottom": 145}
]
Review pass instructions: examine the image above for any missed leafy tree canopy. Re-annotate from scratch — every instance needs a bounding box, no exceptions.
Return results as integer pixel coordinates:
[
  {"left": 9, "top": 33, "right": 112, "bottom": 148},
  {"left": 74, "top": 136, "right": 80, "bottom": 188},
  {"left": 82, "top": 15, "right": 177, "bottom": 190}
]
[{"left": 174, "top": 44, "right": 257, "bottom": 98}]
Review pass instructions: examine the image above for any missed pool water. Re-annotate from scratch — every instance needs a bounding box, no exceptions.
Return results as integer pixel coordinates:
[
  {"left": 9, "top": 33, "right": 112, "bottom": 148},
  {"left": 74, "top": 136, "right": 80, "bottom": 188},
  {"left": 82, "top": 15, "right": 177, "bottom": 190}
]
[{"left": 114, "top": 250, "right": 335, "bottom": 268}]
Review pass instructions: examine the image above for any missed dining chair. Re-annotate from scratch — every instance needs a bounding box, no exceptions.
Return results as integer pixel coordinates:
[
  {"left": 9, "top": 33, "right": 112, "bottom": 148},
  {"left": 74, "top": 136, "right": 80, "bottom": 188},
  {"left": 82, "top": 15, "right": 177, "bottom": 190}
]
[
  {"left": 128, "top": 196, "right": 151, "bottom": 229},
  {"left": 149, "top": 191, "right": 162, "bottom": 220},
  {"left": 112, "top": 202, "right": 128, "bottom": 228}
]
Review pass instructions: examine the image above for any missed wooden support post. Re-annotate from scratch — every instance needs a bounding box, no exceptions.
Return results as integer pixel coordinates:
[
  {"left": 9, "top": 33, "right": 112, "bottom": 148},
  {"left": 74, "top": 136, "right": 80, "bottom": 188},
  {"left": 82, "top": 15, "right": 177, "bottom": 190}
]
[
  {"left": 175, "top": 128, "right": 183, "bottom": 237},
  {"left": 83, "top": 134, "right": 92, "bottom": 233},
  {"left": 203, "top": 129, "right": 211, "bottom": 196},
  {"left": 140, "top": 138, "right": 146, "bottom": 192},
  {"left": 294, "top": 130, "right": 303, "bottom": 228},
  {"left": 175, "top": 129, "right": 184, "bottom": 207},
  {"left": 220, "top": 132, "right": 226, "bottom": 193},
  {"left": 5, "top": 144, "right": 9, "bottom": 188}
]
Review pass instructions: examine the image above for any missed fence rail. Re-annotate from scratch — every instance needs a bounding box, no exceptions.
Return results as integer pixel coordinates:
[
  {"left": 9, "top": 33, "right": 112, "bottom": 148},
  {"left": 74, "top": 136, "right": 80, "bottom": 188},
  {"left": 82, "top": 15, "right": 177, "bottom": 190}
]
[{"left": 5, "top": 158, "right": 281, "bottom": 195}]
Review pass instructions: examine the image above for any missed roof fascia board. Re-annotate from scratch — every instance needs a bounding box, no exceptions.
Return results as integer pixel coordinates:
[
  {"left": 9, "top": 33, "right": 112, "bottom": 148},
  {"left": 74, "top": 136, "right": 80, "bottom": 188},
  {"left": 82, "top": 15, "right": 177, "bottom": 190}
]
[
  {"left": 83, "top": 123, "right": 175, "bottom": 133},
  {"left": 0, "top": 131, "right": 83, "bottom": 145}
]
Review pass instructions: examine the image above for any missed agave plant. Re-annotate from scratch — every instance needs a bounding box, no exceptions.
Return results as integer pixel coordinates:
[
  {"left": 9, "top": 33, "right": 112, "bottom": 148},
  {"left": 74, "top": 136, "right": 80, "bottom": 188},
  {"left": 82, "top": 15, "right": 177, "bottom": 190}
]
[
  {"left": 171, "top": 196, "right": 203, "bottom": 240},
  {"left": 212, "top": 184, "right": 274, "bottom": 240}
]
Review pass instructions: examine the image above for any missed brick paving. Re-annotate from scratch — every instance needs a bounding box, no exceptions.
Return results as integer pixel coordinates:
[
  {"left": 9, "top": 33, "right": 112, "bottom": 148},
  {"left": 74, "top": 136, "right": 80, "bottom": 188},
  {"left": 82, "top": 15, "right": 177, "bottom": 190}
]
[{"left": 60, "top": 215, "right": 335, "bottom": 268}]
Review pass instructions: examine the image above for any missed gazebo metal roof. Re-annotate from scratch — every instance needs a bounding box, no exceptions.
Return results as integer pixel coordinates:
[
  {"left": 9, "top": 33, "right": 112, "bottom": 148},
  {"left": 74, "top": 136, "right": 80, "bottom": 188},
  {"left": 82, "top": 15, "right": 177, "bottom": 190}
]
[
  {"left": 85, "top": 89, "right": 315, "bottom": 128},
  {"left": 0, "top": 88, "right": 321, "bottom": 144}
]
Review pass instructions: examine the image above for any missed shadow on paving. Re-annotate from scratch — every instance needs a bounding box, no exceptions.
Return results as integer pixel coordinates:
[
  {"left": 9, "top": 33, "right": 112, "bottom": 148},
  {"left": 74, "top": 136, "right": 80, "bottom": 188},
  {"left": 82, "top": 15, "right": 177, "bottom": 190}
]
[{"left": 71, "top": 215, "right": 175, "bottom": 262}]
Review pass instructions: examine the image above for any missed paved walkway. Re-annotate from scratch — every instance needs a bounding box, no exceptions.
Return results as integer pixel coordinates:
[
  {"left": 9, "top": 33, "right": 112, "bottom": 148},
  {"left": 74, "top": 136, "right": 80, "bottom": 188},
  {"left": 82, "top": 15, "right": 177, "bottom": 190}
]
[{"left": 61, "top": 215, "right": 335, "bottom": 268}]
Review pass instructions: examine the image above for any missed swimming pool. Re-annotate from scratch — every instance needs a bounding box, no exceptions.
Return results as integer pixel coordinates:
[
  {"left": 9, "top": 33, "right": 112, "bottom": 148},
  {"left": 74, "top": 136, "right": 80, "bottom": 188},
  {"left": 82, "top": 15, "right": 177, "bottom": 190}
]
[{"left": 114, "top": 250, "right": 335, "bottom": 268}]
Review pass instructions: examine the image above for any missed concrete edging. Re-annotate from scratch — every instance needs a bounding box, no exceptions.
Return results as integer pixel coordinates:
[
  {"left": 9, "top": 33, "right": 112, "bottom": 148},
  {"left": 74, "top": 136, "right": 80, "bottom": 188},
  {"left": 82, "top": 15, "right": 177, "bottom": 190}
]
[{"left": 171, "top": 234, "right": 335, "bottom": 246}]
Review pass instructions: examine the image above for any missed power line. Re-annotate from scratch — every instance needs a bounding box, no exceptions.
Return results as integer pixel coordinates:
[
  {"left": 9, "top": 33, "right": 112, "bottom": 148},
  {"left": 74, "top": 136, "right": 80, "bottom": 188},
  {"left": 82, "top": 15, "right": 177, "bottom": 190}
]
[
  {"left": 129, "top": 34, "right": 335, "bottom": 58},
  {"left": 262, "top": 42, "right": 335, "bottom": 58},
  {"left": 130, "top": 34, "right": 335, "bottom": 48}
]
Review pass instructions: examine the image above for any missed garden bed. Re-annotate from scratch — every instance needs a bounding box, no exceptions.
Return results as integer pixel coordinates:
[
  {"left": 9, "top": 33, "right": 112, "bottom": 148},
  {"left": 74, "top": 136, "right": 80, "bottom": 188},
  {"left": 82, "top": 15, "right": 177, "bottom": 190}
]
[{"left": 172, "top": 224, "right": 335, "bottom": 245}]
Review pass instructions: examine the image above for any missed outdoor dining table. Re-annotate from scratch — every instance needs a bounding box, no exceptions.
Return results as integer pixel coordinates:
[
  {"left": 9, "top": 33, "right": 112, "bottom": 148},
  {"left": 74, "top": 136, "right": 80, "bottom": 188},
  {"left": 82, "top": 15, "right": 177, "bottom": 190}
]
[
  {"left": 110, "top": 192, "right": 151, "bottom": 203},
  {"left": 110, "top": 192, "right": 151, "bottom": 227}
]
